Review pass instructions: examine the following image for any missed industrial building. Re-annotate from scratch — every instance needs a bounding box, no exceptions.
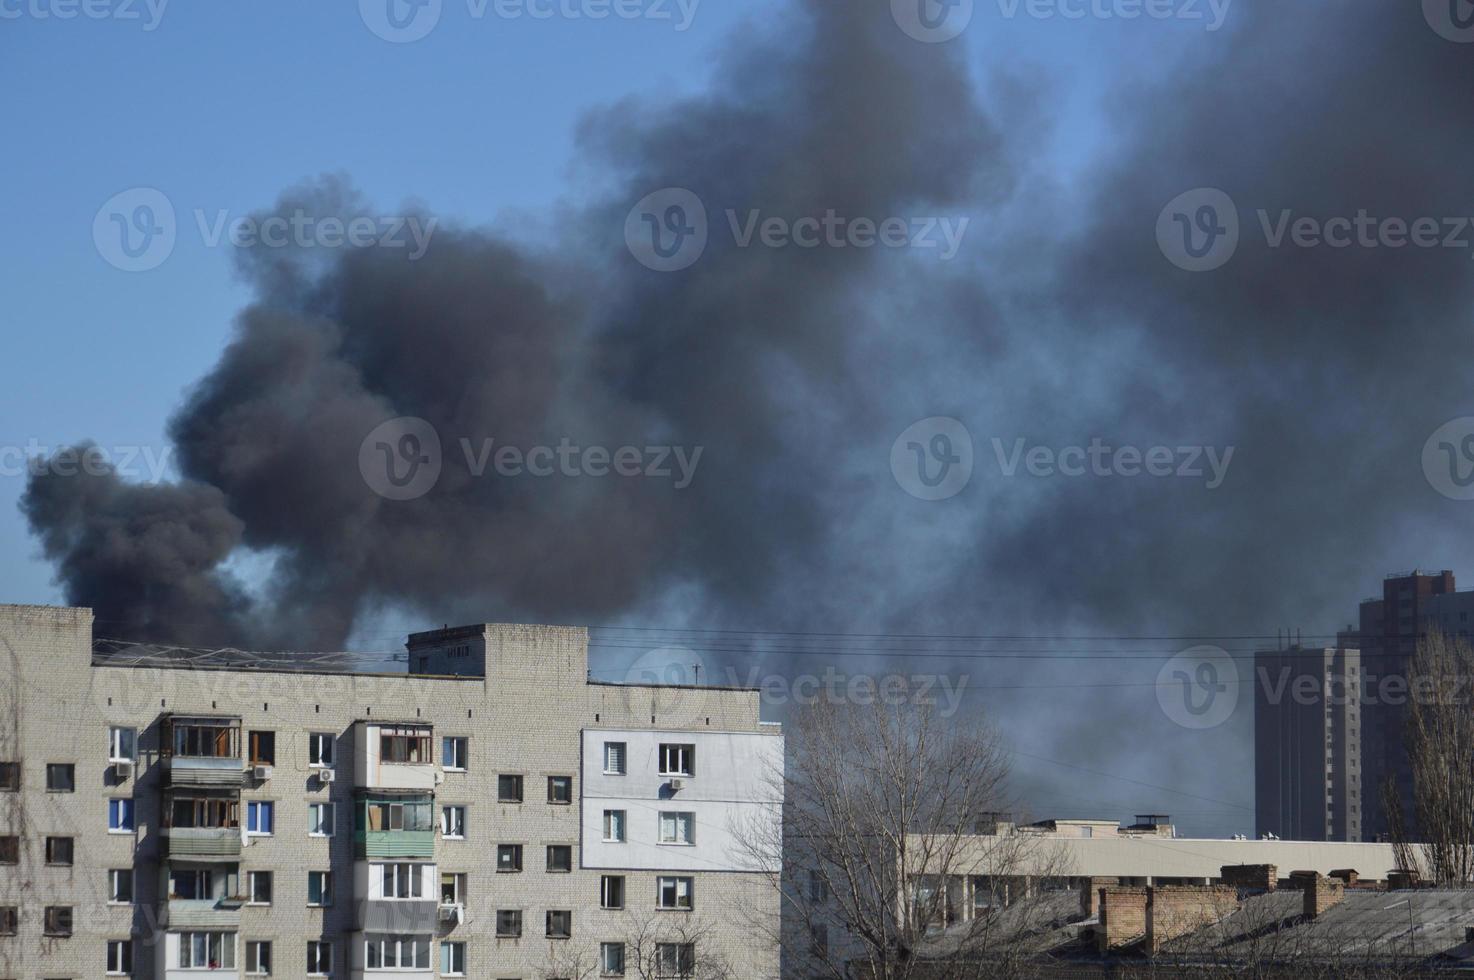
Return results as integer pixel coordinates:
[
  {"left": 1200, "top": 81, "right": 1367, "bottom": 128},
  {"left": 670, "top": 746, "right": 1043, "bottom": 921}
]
[{"left": 0, "top": 605, "right": 782, "bottom": 979}]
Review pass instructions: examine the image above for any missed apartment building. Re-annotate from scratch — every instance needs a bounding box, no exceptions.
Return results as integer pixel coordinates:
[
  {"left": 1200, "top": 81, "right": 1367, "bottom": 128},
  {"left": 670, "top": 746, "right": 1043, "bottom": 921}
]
[
  {"left": 1252, "top": 646, "right": 1363, "bottom": 842},
  {"left": 0, "top": 605, "right": 782, "bottom": 980}
]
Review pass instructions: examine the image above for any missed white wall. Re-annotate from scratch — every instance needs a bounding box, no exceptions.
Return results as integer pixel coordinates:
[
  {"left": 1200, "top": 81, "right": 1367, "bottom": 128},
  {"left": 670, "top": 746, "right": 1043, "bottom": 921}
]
[
  {"left": 353, "top": 722, "right": 437, "bottom": 790},
  {"left": 580, "top": 728, "right": 782, "bottom": 872}
]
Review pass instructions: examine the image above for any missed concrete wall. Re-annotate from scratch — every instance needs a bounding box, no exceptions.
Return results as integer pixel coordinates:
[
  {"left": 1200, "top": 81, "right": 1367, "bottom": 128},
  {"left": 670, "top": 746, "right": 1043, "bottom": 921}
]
[{"left": 0, "top": 605, "right": 782, "bottom": 980}]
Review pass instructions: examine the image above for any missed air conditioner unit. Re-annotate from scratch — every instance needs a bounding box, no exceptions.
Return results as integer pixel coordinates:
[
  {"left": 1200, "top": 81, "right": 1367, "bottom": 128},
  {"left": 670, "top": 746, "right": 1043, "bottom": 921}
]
[
  {"left": 668, "top": 778, "right": 684, "bottom": 791},
  {"left": 252, "top": 765, "right": 273, "bottom": 781},
  {"left": 438, "top": 903, "right": 464, "bottom": 925},
  {"left": 317, "top": 768, "right": 336, "bottom": 784},
  {"left": 112, "top": 760, "right": 134, "bottom": 780},
  {"left": 434, "top": 770, "right": 445, "bottom": 785}
]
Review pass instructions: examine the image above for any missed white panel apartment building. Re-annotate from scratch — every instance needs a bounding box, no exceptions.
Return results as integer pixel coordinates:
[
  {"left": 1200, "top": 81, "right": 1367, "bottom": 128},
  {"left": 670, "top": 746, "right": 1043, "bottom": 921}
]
[{"left": 0, "top": 605, "right": 782, "bottom": 980}]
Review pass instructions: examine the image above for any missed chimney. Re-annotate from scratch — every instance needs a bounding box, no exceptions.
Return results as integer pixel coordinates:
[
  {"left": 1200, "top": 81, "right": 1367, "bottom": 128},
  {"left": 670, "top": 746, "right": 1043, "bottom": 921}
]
[{"left": 1302, "top": 873, "right": 1344, "bottom": 919}]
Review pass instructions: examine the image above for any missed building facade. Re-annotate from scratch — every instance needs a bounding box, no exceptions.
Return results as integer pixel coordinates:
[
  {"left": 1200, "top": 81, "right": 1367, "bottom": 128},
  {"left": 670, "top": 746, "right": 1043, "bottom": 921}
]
[
  {"left": 0, "top": 605, "right": 782, "bottom": 980},
  {"left": 1253, "top": 646, "right": 1362, "bottom": 842},
  {"left": 1355, "top": 569, "right": 1455, "bottom": 842}
]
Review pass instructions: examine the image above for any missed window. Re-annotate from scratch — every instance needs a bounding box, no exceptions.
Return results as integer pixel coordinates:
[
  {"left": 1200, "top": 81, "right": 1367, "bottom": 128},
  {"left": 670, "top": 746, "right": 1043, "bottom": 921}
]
[
  {"left": 248, "top": 730, "right": 275, "bottom": 766},
  {"left": 108, "top": 727, "right": 137, "bottom": 763},
  {"left": 246, "top": 940, "right": 272, "bottom": 975},
  {"left": 656, "top": 942, "right": 695, "bottom": 977},
  {"left": 659, "top": 743, "right": 695, "bottom": 777},
  {"left": 440, "top": 872, "right": 466, "bottom": 905},
  {"left": 248, "top": 870, "right": 273, "bottom": 905},
  {"left": 497, "top": 844, "right": 523, "bottom": 872},
  {"left": 246, "top": 801, "right": 274, "bottom": 835},
  {"left": 807, "top": 869, "right": 829, "bottom": 904},
  {"left": 107, "top": 938, "right": 133, "bottom": 974},
  {"left": 109, "top": 798, "right": 135, "bottom": 832},
  {"left": 657, "top": 876, "right": 694, "bottom": 910},
  {"left": 603, "top": 809, "right": 626, "bottom": 842},
  {"left": 811, "top": 922, "right": 829, "bottom": 960},
  {"left": 169, "top": 794, "right": 239, "bottom": 829},
  {"left": 658, "top": 811, "right": 695, "bottom": 845},
  {"left": 440, "top": 940, "right": 466, "bottom": 976},
  {"left": 603, "top": 741, "right": 627, "bottom": 775},
  {"left": 43, "top": 906, "right": 72, "bottom": 937},
  {"left": 441, "top": 737, "right": 468, "bottom": 771},
  {"left": 45, "top": 836, "right": 74, "bottom": 866},
  {"left": 308, "top": 803, "right": 335, "bottom": 837},
  {"left": 440, "top": 805, "right": 466, "bottom": 839},
  {"left": 46, "top": 763, "right": 74, "bottom": 792},
  {"left": 601, "top": 875, "right": 625, "bottom": 910},
  {"left": 601, "top": 942, "right": 626, "bottom": 976},
  {"left": 0, "top": 762, "right": 16, "bottom": 791},
  {"left": 307, "top": 732, "right": 334, "bottom": 767},
  {"left": 379, "top": 726, "right": 431, "bottom": 764},
  {"left": 307, "top": 871, "right": 333, "bottom": 907},
  {"left": 0, "top": 837, "right": 16, "bottom": 864},
  {"left": 170, "top": 868, "right": 214, "bottom": 901},
  {"left": 365, "top": 935, "right": 430, "bottom": 969},
  {"left": 306, "top": 940, "right": 332, "bottom": 975},
  {"left": 170, "top": 720, "right": 239, "bottom": 759},
  {"left": 0, "top": 907, "right": 15, "bottom": 936},
  {"left": 497, "top": 774, "right": 523, "bottom": 802},
  {"left": 109, "top": 868, "right": 134, "bottom": 904},
  {"left": 362, "top": 798, "right": 433, "bottom": 833},
  {"left": 379, "top": 863, "right": 426, "bottom": 899},
  {"left": 495, "top": 909, "right": 522, "bottom": 938},
  {"left": 547, "top": 844, "right": 573, "bottom": 873},
  {"left": 548, "top": 775, "right": 573, "bottom": 804},
  {"left": 179, "top": 931, "right": 235, "bottom": 968},
  {"left": 546, "top": 909, "right": 572, "bottom": 939}
]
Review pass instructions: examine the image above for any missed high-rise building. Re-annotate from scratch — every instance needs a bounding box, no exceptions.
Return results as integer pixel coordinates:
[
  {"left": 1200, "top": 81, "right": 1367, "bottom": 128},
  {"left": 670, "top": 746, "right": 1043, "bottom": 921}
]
[
  {"left": 1356, "top": 570, "right": 1455, "bottom": 841},
  {"left": 0, "top": 605, "right": 783, "bottom": 980},
  {"left": 1253, "top": 646, "right": 1362, "bottom": 842}
]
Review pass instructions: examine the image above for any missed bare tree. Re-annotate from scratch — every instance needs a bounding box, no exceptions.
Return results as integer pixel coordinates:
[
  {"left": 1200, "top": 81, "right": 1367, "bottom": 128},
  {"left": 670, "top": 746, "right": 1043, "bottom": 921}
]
[
  {"left": 735, "top": 696, "right": 1071, "bottom": 980},
  {"left": 1385, "top": 630, "right": 1474, "bottom": 886},
  {"left": 542, "top": 912, "right": 735, "bottom": 980}
]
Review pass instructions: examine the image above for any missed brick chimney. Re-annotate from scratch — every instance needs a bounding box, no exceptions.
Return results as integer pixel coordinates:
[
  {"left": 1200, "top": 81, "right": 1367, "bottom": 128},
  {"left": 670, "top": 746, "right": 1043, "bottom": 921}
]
[
  {"left": 1219, "top": 864, "right": 1276, "bottom": 891},
  {"left": 1302, "top": 873, "right": 1345, "bottom": 919}
]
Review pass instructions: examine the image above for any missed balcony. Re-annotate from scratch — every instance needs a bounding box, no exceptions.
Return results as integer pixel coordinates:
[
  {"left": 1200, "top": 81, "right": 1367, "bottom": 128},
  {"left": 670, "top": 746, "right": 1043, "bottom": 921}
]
[
  {"left": 166, "top": 756, "right": 246, "bottom": 787},
  {"left": 354, "top": 897, "right": 440, "bottom": 933},
  {"left": 162, "top": 897, "right": 243, "bottom": 929},
  {"left": 164, "top": 827, "right": 243, "bottom": 860},
  {"left": 355, "top": 829, "right": 435, "bottom": 860},
  {"left": 355, "top": 722, "right": 436, "bottom": 790}
]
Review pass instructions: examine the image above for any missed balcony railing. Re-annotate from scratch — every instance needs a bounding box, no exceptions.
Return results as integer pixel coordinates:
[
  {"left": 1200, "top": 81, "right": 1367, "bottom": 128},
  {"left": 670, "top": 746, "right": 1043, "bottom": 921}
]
[
  {"left": 164, "top": 827, "right": 243, "bottom": 859},
  {"left": 162, "top": 897, "right": 243, "bottom": 929},
  {"left": 166, "top": 756, "right": 246, "bottom": 787},
  {"left": 355, "top": 829, "right": 435, "bottom": 860}
]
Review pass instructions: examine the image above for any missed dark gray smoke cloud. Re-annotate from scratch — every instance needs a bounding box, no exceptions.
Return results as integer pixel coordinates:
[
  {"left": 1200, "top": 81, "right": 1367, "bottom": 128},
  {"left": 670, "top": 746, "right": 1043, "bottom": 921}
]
[{"left": 21, "top": 0, "right": 1474, "bottom": 832}]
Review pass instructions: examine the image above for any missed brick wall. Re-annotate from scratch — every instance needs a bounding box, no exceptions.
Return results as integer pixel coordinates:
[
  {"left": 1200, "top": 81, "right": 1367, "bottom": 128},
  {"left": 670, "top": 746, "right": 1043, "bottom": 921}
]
[
  {"left": 1219, "top": 863, "right": 1277, "bottom": 891},
  {"left": 1146, "top": 885, "right": 1239, "bottom": 952},
  {"left": 1302, "top": 873, "right": 1345, "bottom": 918},
  {"left": 1097, "top": 887, "right": 1147, "bottom": 952},
  {"left": 1080, "top": 876, "right": 1116, "bottom": 918}
]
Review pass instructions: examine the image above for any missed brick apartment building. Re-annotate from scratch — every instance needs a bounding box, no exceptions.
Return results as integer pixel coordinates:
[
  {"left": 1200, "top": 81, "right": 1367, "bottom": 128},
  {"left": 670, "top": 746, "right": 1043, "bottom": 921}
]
[{"left": 0, "top": 605, "right": 782, "bottom": 980}]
